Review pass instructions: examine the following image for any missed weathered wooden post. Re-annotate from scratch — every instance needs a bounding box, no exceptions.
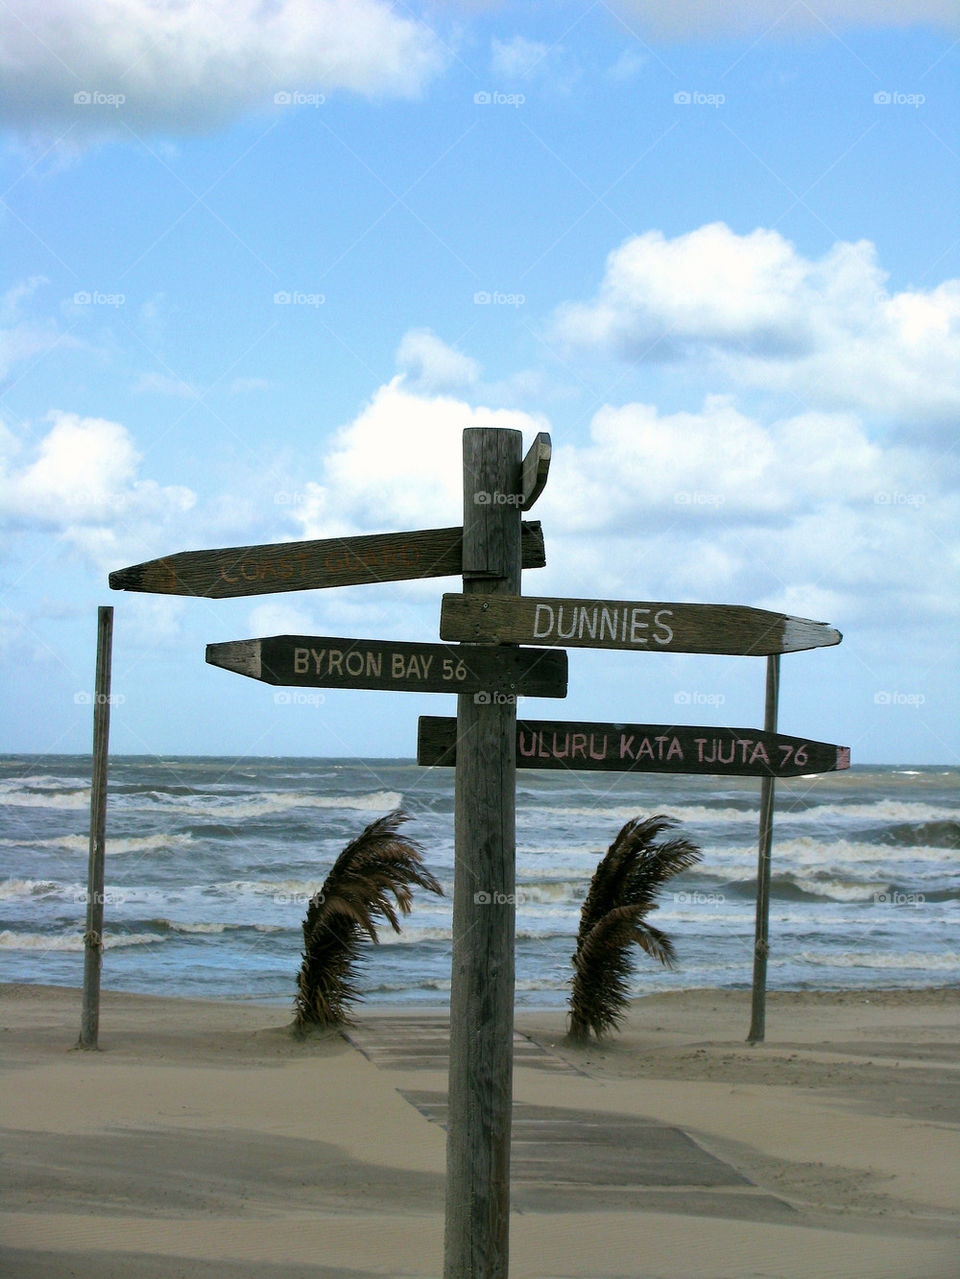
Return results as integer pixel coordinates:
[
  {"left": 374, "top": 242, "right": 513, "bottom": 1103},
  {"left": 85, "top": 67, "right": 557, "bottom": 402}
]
[
  {"left": 444, "top": 428, "right": 522, "bottom": 1279},
  {"left": 79, "top": 605, "right": 114, "bottom": 1049},
  {"left": 747, "top": 652, "right": 780, "bottom": 1044}
]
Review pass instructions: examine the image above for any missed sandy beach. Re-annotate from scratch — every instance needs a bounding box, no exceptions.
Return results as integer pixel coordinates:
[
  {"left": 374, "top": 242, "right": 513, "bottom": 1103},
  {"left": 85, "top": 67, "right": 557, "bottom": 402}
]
[{"left": 1, "top": 983, "right": 958, "bottom": 1279}]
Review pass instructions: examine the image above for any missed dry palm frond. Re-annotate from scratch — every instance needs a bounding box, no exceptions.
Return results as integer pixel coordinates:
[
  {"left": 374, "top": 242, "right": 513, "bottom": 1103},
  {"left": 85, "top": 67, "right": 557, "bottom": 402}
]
[
  {"left": 568, "top": 814, "right": 701, "bottom": 1043},
  {"left": 293, "top": 809, "right": 442, "bottom": 1032}
]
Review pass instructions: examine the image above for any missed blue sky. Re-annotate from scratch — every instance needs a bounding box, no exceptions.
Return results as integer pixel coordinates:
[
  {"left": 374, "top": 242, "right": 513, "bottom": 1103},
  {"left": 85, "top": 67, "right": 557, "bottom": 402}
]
[{"left": 1, "top": 0, "right": 958, "bottom": 764}]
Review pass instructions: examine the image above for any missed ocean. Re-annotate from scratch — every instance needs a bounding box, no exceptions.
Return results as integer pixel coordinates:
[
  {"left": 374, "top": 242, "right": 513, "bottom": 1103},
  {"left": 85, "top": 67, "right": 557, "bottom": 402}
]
[{"left": 1, "top": 754, "right": 957, "bottom": 1009}]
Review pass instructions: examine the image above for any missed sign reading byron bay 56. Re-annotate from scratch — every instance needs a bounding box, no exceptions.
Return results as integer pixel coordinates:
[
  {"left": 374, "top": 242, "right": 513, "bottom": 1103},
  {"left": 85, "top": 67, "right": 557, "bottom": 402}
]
[{"left": 440, "top": 593, "right": 842, "bottom": 656}]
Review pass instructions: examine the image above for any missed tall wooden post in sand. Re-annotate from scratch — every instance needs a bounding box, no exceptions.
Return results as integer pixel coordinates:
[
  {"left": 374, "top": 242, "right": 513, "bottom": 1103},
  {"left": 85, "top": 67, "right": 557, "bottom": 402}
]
[
  {"left": 748, "top": 652, "right": 780, "bottom": 1044},
  {"left": 444, "top": 428, "right": 522, "bottom": 1279},
  {"left": 79, "top": 605, "right": 114, "bottom": 1049}
]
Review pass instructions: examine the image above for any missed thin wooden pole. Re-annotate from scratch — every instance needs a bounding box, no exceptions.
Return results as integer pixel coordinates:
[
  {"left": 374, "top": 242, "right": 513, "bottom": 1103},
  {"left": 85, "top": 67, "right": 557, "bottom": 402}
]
[
  {"left": 79, "top": 605, "right": 114, "bottom": 1049},
  {"left": 747, "top": 652, "right": 780, "bottom": 1044},
  {"left": 444, "top": 428, "right": 522, "bottom": 1279}
]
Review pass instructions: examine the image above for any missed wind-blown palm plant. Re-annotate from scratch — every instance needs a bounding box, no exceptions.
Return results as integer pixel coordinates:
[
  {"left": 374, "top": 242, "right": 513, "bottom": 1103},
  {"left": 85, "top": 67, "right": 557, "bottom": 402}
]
[
  {"left": 294, "top": 809, "right": 442, "bottom": 1032},
  {"left": 568, "top": 814, "right": 701, "bottom": 1044}
]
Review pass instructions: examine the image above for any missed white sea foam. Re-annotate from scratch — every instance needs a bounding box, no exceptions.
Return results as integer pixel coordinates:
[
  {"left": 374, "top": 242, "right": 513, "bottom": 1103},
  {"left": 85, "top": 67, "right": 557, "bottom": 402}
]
[
  {"left": 0, "top": 930, "right": 162, "bottom": 951},
  {"left": 0, "top": 790, "right": 90, "bottom": 810},
  {"left": 799, "top": 950, "right": 960, "bottom": 971}
]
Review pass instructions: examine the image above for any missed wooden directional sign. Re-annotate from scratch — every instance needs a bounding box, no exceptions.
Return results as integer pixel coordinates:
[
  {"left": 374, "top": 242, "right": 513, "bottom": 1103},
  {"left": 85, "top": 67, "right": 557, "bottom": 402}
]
[
  {"left": 440, "top": 593, "right": 841, "bottom": 656},
  {"left": 206, "top": 635, "right": 567, "bottom": 698},
  {"left": 109, "top": 522, "right": 546, "bottom": 600},
  {"left": 418, "top": 717, "right": 850, "bottom": 777}
]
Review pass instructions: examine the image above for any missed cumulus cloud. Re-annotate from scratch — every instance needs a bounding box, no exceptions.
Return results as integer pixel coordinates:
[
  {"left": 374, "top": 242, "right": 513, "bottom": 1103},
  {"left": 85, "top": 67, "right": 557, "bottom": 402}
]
[
  {"left": 553, "top": 223, "right": 960, "bottom": 426},
  {"left": 606, "top": 0, "right": 960, "bottom": 37},
  {"left": 395, "top": 329, "right": 480, "bottom": 393},
  {"left": 287, "top": 378, "right": 546, "bottom": 538},
  {"left": 0, "top": 410, "right": 195, "bottom": 564},
  {"left": 0, "top": 0, "right": 448, "bottom": 137}
]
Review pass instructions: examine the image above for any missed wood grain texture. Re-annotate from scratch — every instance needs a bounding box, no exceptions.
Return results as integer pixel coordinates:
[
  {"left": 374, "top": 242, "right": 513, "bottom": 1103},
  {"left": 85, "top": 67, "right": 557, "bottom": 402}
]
[
  {"left": 440, "top": 593, "right": 842, "bottom": 655},
  {"left": 444, "top": 428, "right": 522, "bottom": 1279},
  {"left": 108, "top": 522, "right": 545, "bottom": 599},
  {"left": 520, "top": 431, "right": 551, "bottom": 511},
  {"left": 748, "top": 653, "right": 781, "bottom": 1044},
  {"left": 79, "top": 605, "right": 113, "bottom": 1050},
  {"left": 417, "top": 715, "right": 850, "bottom": 778},
  {"left": 206, "top": 634, "right": 567, "bottom": 697}
]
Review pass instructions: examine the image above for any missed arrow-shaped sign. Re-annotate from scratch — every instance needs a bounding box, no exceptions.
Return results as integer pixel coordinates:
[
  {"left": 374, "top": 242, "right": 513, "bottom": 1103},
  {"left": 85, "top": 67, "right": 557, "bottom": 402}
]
[
  {"left": 207, "top": 635, "right": 568, "bottom": 698},
  {"left": 440, "top": 593, "right": 841, "bottom": 656},
  {"left": 417, "top": 717, "right": 850, "bottom": 777},
  {"left": 109, "top": 522, "right": 546, "bottom": 600}
]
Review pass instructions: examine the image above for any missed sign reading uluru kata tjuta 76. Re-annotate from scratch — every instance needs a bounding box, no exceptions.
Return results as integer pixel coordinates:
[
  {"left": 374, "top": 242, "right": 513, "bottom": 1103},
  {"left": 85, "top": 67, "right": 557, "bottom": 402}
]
[
  {"left": 417, "top": 718, "right": 851, "bottom": 777},
  {"left": 440, "top": 593, "right": 842, "bottom": 656},
  {"left": 109, "top": 521, "right": 547, "bottom": 599},
  {"left": 206, "top": 634, "right": 567, "bottom": 698}
]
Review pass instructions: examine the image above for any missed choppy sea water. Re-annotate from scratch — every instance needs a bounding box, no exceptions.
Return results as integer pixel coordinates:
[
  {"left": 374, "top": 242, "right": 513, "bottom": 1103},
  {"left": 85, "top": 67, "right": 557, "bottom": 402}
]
[{"left": 1, "top": 755, "right": 957, "bottom": 1007}]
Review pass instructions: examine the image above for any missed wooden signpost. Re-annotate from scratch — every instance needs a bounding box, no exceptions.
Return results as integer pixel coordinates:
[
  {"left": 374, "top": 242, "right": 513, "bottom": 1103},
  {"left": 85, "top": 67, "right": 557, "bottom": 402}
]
[
  {"left": 417, "top": 716, "right": 850, "bottom": 777},
  {"left": 79, "top": 605, "right": 114, "bottom": 1050},
  {"left": 441, "top": 593, "right": 842, "bottom": 655},
  {"left": 206, "top": 634, "right": 566, "bottom": 698},
  {"left": 106, "top": 420, "right": 847, "bottom": 1277},
  {"left": 109, "top": 521, "right": 546, "bottom": 599}
]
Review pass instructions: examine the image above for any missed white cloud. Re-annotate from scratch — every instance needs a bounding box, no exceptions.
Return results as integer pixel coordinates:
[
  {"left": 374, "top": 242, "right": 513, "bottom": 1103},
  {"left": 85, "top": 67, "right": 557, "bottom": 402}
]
[
  {"left": 396, "top": 329, "right": 480, "bottom": 393},
  {"left": 288, "top": 378, "right": 546, "bottom": 537},
  {"left": 0, "top": 411, "right": 195, "bottom": 564},
  {"left": 490, "top": 35, "right": 551, "bottom": 78},
  {"left": 553, "top": 223, "right": 960, "bottom": 426},
  {"left": 607, "top": 0, "right": 960, "bottom": 37},
  {"left": 0, "top": 0, "right": 448, "bottom": 137}
]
